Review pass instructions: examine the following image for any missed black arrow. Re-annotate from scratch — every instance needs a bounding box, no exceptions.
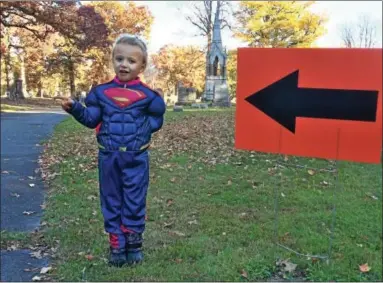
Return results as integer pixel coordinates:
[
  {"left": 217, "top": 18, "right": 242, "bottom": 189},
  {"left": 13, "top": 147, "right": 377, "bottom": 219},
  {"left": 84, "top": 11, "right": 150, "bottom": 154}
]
[{"left": 245, "top": 70, "right": 379, "bottom": 134}]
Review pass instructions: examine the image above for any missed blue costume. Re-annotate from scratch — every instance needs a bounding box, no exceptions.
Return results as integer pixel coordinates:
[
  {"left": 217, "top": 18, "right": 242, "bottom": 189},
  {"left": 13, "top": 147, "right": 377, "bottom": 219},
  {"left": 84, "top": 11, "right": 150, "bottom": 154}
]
[{"left": 67, "top": 76, "right": 166, "bottom": 265}]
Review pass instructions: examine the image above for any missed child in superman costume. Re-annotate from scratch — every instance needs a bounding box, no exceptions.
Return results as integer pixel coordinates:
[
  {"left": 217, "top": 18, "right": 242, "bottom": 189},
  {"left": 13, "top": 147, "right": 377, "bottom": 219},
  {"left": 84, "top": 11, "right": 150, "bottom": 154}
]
[{"left": 61, "top": 34, "right": 166, "bottom": 267}]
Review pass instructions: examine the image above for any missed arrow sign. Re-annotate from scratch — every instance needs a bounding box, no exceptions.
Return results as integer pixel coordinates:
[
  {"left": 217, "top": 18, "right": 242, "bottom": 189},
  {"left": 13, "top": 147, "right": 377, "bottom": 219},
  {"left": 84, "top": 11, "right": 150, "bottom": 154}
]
[{"left": 245, "top": 70, "right": 379, "bottom": 134}]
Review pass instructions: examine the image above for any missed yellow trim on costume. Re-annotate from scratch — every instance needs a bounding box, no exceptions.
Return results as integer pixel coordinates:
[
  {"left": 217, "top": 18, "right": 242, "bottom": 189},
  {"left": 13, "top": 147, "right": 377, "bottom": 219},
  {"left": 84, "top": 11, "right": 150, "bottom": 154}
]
[{"left": 113, "top": 97, "right": 130, "bottom": 102}]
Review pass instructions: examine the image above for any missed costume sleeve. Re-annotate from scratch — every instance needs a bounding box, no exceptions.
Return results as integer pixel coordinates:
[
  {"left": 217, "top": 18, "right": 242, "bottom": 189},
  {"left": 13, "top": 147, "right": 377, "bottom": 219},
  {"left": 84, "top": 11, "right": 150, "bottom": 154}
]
[
  {"left": 68, "top": 89, "right": 102, "bottom": 129},
  {"left": 147, "top": 95, "right": 166, "bottom": 133}
]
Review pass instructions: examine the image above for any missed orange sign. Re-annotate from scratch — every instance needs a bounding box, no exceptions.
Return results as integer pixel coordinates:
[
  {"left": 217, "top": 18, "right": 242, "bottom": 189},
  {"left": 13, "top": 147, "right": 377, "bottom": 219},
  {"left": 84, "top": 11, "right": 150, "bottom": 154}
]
[{"left": 235, "top": 48, "right": 382, "bottom": 164}]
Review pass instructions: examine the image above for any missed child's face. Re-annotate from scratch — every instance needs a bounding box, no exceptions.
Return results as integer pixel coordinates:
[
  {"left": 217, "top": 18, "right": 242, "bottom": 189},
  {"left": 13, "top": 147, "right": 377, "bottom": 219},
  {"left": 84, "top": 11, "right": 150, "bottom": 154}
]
[{"left": 113, "top": 43, "right": 146, "bottom": 82}]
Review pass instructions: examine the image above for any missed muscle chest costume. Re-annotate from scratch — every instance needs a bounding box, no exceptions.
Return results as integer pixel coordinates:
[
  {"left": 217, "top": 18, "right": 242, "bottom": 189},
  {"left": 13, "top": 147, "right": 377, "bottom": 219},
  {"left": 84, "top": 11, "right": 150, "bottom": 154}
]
[{"left": 68, "top": 77, "right": 166, "bottom": 250}]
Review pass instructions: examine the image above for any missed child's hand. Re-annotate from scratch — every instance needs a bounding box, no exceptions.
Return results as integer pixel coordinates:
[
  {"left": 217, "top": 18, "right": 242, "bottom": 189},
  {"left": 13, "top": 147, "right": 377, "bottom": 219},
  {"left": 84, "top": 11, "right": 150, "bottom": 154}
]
[{"left": 61, "top": 97, "right": 74, "bottom": 112}]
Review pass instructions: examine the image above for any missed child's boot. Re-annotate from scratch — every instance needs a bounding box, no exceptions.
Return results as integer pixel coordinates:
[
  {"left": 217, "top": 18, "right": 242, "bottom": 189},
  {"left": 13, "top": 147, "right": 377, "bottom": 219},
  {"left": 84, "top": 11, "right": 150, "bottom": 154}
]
[
  {"left": 108, "top": 247, "right": 128, "bottom": 267},
  {"left": 125, "top": 232, "right": 144, "bottom": 265}
]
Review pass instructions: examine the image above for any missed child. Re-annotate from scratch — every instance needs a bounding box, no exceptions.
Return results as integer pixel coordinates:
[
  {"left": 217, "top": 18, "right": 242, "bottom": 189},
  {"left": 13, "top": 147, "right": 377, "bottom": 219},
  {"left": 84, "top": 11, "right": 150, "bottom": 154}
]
[{"left": 61, "top": 34, "right": 166, "bottom": 267}]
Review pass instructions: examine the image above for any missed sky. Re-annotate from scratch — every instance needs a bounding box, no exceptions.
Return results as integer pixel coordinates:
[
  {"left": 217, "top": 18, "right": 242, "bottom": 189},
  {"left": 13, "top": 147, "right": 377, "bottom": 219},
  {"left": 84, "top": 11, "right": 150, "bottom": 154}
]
[{"left": 132, "top": 1, "right": 382, "bottom": 54}]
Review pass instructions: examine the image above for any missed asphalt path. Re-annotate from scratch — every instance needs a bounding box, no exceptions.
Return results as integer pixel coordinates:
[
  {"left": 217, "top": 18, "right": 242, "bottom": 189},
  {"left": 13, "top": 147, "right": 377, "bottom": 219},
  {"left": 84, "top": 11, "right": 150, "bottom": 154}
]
[{"left": 1, "top": 109, "right": 67, "bottom": 281}]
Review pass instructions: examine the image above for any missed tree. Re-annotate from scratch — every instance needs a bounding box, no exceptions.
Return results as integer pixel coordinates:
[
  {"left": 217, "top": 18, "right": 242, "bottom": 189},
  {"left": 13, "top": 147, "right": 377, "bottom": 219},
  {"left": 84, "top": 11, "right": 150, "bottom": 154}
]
[
  {"left": 339, "top": 14, "right": 378, "bottom": 48},
  {"left": 0, "top": 1, "right": 109, "bottom": 51},
  {"left": 234, "top": 1, "right": 327, "bottom": 47},
  {"left": 1, "top": 1, "right": 109, "bottom": 98},
  {"left": 151, "top": 45, "right": 206, "bottom": 95},
  {"left": 226, "top": 50, "right": 237, "bottom": 99},
  {"left": 85, "top": 1, "right": 154, "bottom": 85},
  {"left": 183, "top": 0, "right": 232, "bottom": 51}
]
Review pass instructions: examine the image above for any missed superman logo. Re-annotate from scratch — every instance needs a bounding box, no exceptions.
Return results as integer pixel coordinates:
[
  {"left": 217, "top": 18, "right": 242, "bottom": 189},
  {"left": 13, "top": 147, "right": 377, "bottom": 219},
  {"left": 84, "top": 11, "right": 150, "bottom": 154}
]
[{"left": 103, "top": 88, "right": 147, "bottom": 108}]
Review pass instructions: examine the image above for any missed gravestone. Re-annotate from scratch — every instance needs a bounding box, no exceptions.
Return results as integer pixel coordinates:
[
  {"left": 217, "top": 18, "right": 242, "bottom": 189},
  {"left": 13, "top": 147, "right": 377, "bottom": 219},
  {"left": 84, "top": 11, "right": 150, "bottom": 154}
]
[{"left": 177, "top": 82, "right": 197, "bottom": 105}]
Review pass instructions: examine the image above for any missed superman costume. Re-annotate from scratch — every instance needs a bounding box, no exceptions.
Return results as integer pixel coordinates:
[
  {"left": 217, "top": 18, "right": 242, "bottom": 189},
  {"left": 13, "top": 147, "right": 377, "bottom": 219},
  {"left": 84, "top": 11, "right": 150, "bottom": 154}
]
[{"left": 67, "top": 76, "right": 166, "bottom": 263}]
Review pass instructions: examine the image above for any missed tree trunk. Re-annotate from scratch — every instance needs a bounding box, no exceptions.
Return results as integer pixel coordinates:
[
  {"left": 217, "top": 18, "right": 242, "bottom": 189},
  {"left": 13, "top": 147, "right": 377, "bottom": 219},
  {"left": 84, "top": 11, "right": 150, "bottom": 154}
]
[
  {"left": 38, "top": 80, "right": 43, "bottom": 98},
  {"left": 5, "top": 34, "right": 13, "bottom": 97},
  {"left": 68, "top": 59, "right": 76, "bottom": 97},
  {"left": 19, "top": 51, "right": 28, "bottom": 98}
]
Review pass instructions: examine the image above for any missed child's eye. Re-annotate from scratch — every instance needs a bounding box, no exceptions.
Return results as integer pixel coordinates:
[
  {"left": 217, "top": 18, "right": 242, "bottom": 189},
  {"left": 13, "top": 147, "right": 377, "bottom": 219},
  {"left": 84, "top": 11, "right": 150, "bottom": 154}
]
[
  {"left": 116, "top": 57, "right": 123, "bottom": 62},
  {"left": 128, "top": 59, "right": 136, "bottom": 64}
]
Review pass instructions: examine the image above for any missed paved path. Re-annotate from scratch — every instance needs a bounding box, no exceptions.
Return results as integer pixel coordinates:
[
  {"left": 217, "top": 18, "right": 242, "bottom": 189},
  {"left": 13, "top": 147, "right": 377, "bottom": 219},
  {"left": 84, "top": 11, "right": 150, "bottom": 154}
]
[{"left": 1, "top": 109, "right": 67, "bottom": 281}]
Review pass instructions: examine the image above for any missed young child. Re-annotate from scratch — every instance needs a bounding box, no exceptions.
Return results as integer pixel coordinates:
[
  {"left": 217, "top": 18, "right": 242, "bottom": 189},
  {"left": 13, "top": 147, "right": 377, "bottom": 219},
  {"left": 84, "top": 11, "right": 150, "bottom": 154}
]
[{"left": 61, "top": 34, "right": 166, "bottom": 267}]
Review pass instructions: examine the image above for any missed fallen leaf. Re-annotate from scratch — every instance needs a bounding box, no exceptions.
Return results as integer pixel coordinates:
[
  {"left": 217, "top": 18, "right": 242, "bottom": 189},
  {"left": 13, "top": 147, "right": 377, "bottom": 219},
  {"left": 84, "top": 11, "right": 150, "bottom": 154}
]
[
  {"left": 23, "top": 211, "right": 36, "bottom": 215},
  {"left": 10, "top": 193, "right": 20, "bottom": 198},
  {"left": 281, "top": 192, "right": 285, "bottom": 198},
  {"left": 359, "top": 263, "right": 371, "bottom": 273},
  {"left": 284, "top": 155, "right": 289, "bottom": 162},
  {"left": 227, "top": 180, "right": 232, "bottom": 185},
  {"left": 170, "top": 177, "right": 176, "bottom": 182},
  {"left": 87, "top": 195, "right": 97, "bottom": 201},
  {"left": 166, "top": 199, "right": 174, "bottom": 206},
  {"left": 164, "top": 222, "right": 174, "bottom": 228},
  {"left": 28, "top": 176, "right": 36, "bottom": 180},
  {"left": 7, "top": 244, "right": 18, "bottom": 251},
  {"left": 277, "top": 259, "right": 297, "bottom": 273},
  {"left": 321, "top": 181, "right": 329, "bottom": 186},
  {"left": 188, "top": 219, "right": 198, "bottom": 225},
  {"left": 40, "top": 266, "right": 52, "bottom": 274},
  {"left": 2, "top": 171, "right": 9, "bottom": 174},
  {"left": 30, "top": 250, "right": 43, "bottom": 259},
  {"left": 168, "top": 231, "right": 185, "bottom": 237},
  {"left": 175, "top": 258, "right": 183, "bottom": 263},
  {"left": 85, "top": 254, "right": 94, "bottom": 261},
  {"left": 240, "top": 269, "right": 248, "bottom": 279},
  {"left": 32, "top": 276, "right": 42, "bottom": 281},
  {"left": 29, "top": 183, "right": 35, "bottom": 187},
  {"left": 308, "top": 169, "right": 315, "bottom": 176}
]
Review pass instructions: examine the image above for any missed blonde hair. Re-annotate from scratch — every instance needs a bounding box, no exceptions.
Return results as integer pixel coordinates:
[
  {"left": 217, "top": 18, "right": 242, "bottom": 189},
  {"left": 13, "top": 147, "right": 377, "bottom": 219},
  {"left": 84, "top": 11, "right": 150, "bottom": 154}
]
[{"left": 112, "top": 33, "right": 148, "bottom": 67}]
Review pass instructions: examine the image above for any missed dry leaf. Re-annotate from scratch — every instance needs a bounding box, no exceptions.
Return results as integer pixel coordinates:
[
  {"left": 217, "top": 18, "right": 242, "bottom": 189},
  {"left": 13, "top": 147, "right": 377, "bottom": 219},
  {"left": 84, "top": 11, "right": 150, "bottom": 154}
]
[
  {"left": 10, "top": 193, "right": 20, "bottom": 198},
  {"left": 163, "top": 222, "right": 174, "bottom": 228},
  {"left": 85, "top": 254, "right": 94, "bottom": 261},
  {"left": 307, "top": 169, "right": 315, "bottom": 176},
  {"left": 240, "top": 269, "right": 248, "bottom": 279},
  {"left": 30, "top": 250, "right": 43, "bottom": 259},
  {"left": 277, "top": 259, "right": 297, "bottom": 273},
  {"left": 40, "top": 266, "right": 52, "bottom": 274},
  {"left": 284, "top": 155, "right": 289, "bottom": 162},
  {"left": 188, "top": 219, "right": 198, "bottom": 225},
  {"left": 87, "top": 195, "right": 97, "bottom": 201},
  {"left": 23, "top": 211, "right": 36, "bottom": 215},
  {"left": 7, "top": 244, "right": 18, "bottom": 251},
  {"left": 166, "top": 199, "right": 174, "bottom": 206},
  {"left": 32, "top": 276, "right": 42, "bottom": 281},
  {"left": 169, "top": 231, "right": 185, "bottom": 237},
  {"left": 28, "top": 176, "right": 36, "bottom": 180},
  {"left": 29, "top": 183, "right": 35, "bottom": 187},
  {"left": 170, "top": 177, "right": 176, "bottom": 182},
  {"left": 227, "top": 180, "right": 232, "bottom": 185},
  {"left": 359, "top": 263, "right": 371, "bottom": 273}
]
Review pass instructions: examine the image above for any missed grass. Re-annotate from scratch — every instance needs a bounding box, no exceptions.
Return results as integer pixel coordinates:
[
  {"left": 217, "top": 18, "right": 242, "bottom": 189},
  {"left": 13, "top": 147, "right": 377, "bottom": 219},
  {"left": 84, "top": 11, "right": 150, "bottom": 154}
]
[
  {"left": 40, "top": 108, "right": 382, "bottom": 281},
  {"left": 1, "top": 103, "right": 32, "bottom": 112}
]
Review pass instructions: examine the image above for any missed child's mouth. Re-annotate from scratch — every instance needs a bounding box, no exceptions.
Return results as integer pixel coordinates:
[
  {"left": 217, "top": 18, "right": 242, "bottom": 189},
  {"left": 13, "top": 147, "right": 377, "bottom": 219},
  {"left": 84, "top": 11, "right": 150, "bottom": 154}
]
[{"left": 119, "top": 70, "right": 129, "bottom": 74}]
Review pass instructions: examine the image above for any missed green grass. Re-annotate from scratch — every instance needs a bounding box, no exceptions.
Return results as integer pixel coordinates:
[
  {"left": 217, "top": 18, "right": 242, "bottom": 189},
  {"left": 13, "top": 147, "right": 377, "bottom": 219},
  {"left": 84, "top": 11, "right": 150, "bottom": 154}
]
[
  {"left": 1, "top": 104, "right": 32, "bottom": 112},
  {"left": 40, "top": 109, "right": 382, "bottom": 281}
]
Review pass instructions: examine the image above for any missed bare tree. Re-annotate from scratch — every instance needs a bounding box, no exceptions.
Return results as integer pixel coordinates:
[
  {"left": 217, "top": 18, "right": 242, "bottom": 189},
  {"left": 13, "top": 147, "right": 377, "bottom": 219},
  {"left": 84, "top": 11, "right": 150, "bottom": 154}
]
[
  {"left": 183, "top": 0, "right": 233, "bottom": 51},
  {"left": 340, "top": 14, "right": 378, "bottom": 48}
]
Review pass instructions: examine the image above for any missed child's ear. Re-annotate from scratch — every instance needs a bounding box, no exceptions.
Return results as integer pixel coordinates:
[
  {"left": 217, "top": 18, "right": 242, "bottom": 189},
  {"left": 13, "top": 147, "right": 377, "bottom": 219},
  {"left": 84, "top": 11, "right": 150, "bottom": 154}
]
[{"left": 140, "top": 63, "right": 146, "bottom": 73}]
